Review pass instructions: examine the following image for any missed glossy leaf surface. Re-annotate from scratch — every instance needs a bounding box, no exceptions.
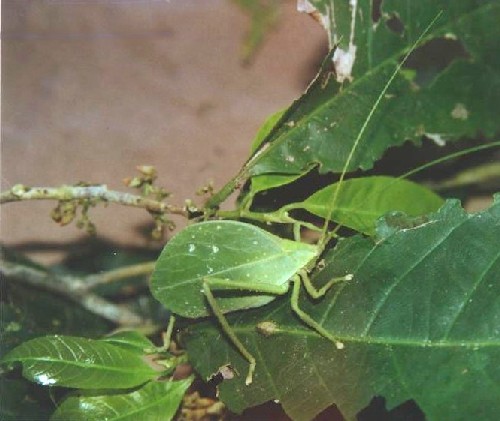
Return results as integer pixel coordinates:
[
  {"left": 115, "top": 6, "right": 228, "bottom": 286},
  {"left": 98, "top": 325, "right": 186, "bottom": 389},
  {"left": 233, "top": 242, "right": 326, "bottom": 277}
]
[
  {"left": 1, "top": 336, "right": 158, "bottom": 389},
  {"left": 150, "top": 220, "right": 317, "bottom": 318},
  {"left": 296, "top": 176, "right": 444, "bottom": 235},
  {"left": 51, "top": 378, "right": 193, "bottom": 421},
  {"left": 183, "top": 197, "right": 500, "bottom": 421}
]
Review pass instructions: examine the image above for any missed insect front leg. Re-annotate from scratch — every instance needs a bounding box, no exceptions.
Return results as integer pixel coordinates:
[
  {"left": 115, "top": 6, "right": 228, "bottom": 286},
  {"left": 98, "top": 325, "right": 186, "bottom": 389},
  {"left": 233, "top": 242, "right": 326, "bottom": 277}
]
[{"left": 161, "top": 315, "right": 176, "bottom": 351}]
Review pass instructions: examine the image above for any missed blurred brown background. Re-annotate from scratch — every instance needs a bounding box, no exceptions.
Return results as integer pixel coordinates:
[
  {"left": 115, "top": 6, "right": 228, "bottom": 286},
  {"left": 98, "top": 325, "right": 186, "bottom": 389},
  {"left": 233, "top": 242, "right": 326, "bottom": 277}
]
[{"left": 2, "top": 0, "right": 327, "bottom": 262}]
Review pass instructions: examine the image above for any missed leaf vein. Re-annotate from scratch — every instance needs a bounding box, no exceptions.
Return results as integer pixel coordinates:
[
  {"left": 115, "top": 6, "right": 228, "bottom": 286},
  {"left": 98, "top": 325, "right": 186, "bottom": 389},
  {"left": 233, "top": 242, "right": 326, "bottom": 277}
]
[
  {"left": 441, "top": 246, "right": 500, "bottom": 339},
  {"left": 361, "top": 218, "right": 467, "bottom": 337}
]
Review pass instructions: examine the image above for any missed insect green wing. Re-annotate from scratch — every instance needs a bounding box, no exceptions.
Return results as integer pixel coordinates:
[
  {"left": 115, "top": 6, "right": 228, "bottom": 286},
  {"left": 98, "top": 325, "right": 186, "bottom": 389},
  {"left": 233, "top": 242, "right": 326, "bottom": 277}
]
[{"left": 150, "top": 220, "right": 317, "bottom": 318}]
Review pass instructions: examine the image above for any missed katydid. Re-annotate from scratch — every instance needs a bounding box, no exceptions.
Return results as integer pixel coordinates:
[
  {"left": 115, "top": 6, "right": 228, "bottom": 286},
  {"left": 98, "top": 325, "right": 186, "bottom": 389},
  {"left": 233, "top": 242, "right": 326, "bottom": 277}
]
[
  {"left": 150, "top": 219, "right": 350, "bottom": 385},
  {"left": 150, "top": 13, "right": 445, "bottom": 386}
]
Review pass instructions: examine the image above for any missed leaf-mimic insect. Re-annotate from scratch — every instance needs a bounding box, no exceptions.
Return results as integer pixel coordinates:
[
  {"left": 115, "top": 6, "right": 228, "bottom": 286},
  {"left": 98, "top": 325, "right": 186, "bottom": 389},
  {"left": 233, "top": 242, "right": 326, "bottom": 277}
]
[{"left": 150, "top": 12, "right": 444, "bottom": 385}]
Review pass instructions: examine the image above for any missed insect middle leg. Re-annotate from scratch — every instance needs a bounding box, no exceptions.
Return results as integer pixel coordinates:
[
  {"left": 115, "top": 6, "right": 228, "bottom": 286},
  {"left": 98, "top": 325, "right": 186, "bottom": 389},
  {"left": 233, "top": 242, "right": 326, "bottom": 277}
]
[
  {"left": 300, "top": 269, "right": 352, "bottom": 299},
  {"left": 290, "top": 272, "right": 352, "bottom": 349}
]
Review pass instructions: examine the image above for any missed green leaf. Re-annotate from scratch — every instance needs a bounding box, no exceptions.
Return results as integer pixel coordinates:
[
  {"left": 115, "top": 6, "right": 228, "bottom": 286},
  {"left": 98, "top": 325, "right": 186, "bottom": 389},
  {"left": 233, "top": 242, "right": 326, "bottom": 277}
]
[
  {"left": 247, "top": 173, "right": 304, "bottom": 203},
  {"left": 183, "top": 197, "right": 500, "bottom": 420},
  {"left": 1, "top": 336, "right": 158, "bottom": 389},
  {"left": 246, "top": 1, "right": 499, "bottom": 180},
  {"left": 240, "top": 108, "right": 301, "bottom": 204},
  {"left": 51, "top": 378, "right": 193, "bottom": 421},
  {"left": 250, "top": 108, "right": 287, "bottom": 154},
  {"left": 295, "top": 176, "right": 444, "bottom": 235},
  {"left": 434, "top": 161, "right": 500, "bottom": 190},
  {"left": 100, "top": 331, "right": 156, "bottom": 353},
  {"left": 150, "top": 220, "right": 317, "bottom": 318},
  {"left": 240, "top": 172, "right": 304, "bottom": 211}
]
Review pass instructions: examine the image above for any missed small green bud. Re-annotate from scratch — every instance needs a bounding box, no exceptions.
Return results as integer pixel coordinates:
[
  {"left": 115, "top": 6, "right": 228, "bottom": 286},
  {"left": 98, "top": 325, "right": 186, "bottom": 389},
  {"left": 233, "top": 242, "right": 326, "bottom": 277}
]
[{"left": 11, "top": 184, "right": 28, "bottom": 196}]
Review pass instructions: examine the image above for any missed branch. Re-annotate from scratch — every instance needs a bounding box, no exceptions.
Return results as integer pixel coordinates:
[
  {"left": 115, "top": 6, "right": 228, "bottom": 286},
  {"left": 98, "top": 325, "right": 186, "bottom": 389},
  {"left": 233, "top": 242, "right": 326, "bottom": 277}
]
[
  {"left": 0, "top": 184, "right": 187, "bottom": 216},
  {"left": 1, "top": 258, "right": 153, "bottom": 326},
  {"left": 84, "top": 261, "right": 156, "bottom": 290}
]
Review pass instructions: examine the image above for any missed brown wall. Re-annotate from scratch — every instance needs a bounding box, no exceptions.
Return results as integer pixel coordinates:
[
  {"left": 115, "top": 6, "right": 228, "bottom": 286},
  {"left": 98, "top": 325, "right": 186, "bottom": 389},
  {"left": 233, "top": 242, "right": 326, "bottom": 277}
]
[{"left": 2, "top": 0, "right": 326, "bottom": 262}]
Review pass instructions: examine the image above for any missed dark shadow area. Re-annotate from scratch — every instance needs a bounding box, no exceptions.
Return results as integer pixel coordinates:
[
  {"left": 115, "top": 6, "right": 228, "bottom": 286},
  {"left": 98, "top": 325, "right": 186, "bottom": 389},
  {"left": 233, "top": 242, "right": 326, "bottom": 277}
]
[
  {"left": 385, "top": 12, "right": 405, "bottom": 36},
  {"left": 222, "top": 395, "right": 425, "bottom": 421},
  {"left": 358, "top": 396, "right": 425, "bottom": 421},
  {"left": 372, "top": 1, "right": 405, "bottom": 35},
  {"left": 247, "top": 137, "right": 499, "bottom": 216},
  {"left": 0, "top": 372, "right": 58, "bottom": 421},
  {"left": 4, "top": 236, "right": 161, "bottom": 264},
  {"left": 55, "top": 237, "right": 161, "bottom": 275},
  {"left": 1, "top": 237, "right": 168, "bottom": 343},
  {"left": 404, "top": 37, "right": 469, "bottom": 88},
  {"left": 372, "top": 0, "right": 382, "bottom": 24}
]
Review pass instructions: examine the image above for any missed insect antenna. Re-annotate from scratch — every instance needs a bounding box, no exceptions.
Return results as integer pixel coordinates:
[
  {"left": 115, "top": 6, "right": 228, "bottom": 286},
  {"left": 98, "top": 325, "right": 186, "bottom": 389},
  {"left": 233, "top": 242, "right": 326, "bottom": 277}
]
[
  {"left": 398, "top": 141, "right": 500, "bottom": 182},
  {"left": 317, "top": 11, "right": 444, "bottom": 254}
]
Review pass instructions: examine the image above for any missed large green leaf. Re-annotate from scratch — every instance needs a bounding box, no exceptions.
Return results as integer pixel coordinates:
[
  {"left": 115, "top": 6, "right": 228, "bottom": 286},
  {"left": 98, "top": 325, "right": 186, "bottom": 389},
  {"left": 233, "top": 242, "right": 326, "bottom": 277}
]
[
  {"left": 51, "top": 378, "right": 193, "bottom": 421},
  {"left": 1, "top": 336, "right": 158, "bottom": 389},
  {"left": 294, "top": 176, "right": 444, "bottom": 235},
  {"left": 246, "top": 1, "right": 499, "bottom": 179},
  {"left": 183, "top": 196, "right": 500, "bottom": 420},
  {"left": 150, "top": 220, "right": 316, "bottom": 318}
]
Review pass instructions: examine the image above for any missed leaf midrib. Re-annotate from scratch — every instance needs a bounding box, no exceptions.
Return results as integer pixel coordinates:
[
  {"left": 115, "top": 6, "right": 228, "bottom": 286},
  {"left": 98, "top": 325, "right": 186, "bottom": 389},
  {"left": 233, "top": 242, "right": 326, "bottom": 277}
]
[
  {"left": 8, "top": 356, "right": 154, "bottom": 374},
  {"left": 228, "top": 324, "right": 500, "bottom": 348}
]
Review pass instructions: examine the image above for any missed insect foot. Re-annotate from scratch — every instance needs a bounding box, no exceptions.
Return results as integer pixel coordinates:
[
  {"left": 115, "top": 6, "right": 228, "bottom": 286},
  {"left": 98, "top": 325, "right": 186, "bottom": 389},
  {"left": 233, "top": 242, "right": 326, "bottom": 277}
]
[
  {"left": 245, "top": 362, "right": 256, "bottom": 386},
  {"left": 335, "top": 341, "right": 345, "bottom": 350},
  {"left": 256, "top": 321, "right": 280, "bottom": 337}
]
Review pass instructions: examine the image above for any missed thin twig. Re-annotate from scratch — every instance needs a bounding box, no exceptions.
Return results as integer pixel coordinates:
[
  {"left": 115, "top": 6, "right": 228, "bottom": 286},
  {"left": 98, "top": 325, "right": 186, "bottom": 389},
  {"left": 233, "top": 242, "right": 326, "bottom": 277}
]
[
  {"left": 0, "top": 184, "right": 187, "bottom": 216},
  {"left": 217, "top": 208, "right": 323, "bottom": 234},
  {"left": 1, "top": 259, "right": 147, "bottom": 326},
  {"left": 84, "top": 261, "right": 156, "bottom": 290}
]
